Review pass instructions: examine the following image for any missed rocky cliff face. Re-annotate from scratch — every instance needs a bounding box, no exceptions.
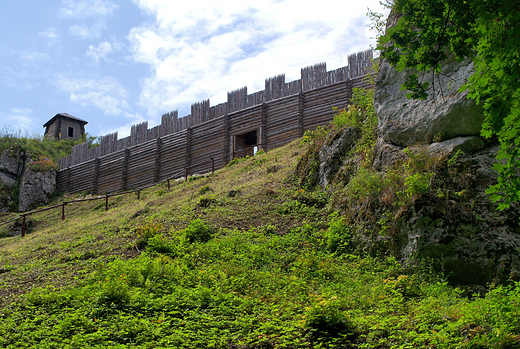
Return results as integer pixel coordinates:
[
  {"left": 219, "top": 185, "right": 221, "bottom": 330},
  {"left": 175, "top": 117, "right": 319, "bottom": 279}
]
[
  {"left": 18, "top": 168, "right": 57, "bottom": 213},
  {"left": 0, "top": 149, "right": 57, "bottom": 213},
  {"left": 370, "top": 51, "right": 520, "bottom": 285},
  {"left": 374, "top": 57, "right": 485, "bottom": 146},
  {"left": 0, "top": 149, "right": 25, "bottom": 212},
  {"left": 0, "top": 149, "right": 23, "bottom": 187}
]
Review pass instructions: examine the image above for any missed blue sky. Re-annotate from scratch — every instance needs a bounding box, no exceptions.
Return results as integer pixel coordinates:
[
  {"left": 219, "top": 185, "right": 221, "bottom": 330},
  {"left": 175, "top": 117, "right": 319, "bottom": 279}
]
[{"left": 1, "top": 0, "right": 386, "bottom": 139}]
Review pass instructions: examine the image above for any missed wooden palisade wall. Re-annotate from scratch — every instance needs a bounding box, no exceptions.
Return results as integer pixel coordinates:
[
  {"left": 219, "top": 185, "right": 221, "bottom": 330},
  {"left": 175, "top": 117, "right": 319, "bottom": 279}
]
[{"left": 56, "top": 49, "right": 373, "bottom": 194}]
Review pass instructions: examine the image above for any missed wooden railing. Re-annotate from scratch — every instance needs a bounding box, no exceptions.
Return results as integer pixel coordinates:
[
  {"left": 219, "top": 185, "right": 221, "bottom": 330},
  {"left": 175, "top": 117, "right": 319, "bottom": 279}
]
[{"left": 0, "top": 154, "right": 228, "bottom": 237}]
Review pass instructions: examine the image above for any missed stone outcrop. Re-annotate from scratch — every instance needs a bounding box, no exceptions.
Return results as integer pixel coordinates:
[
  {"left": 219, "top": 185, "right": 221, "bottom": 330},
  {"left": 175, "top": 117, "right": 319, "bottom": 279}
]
[
  {"left": 0, "top": 149, "right": 23, "bottom": 188},
  {"left": 374, "top": 57, "right": 485, "bottom": 147},
  {"left": 317, "top": 127, "right": 361, "bottom": 187},
  {"left": 0, "top": 149, "right": 25, "bottom": 212},
  {"left": 427, "top": 136, "right": 485, "bottom": 158},
  {"left": 367, "top": 14, "right": 520, "bottom": 286},
  {"left": 18, "top": 168, "right": 57, "bottom": 212},
  {"left": 398, "top": 146, "right": 520, "bottom": 285}
]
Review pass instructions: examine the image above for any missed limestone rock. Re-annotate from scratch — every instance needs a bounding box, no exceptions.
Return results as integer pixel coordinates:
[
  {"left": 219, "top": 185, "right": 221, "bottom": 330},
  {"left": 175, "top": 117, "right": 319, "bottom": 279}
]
[
  {"left": 374, "top": 57, "right": 485, "bottom": 146},
  {"left": 0, "top": 149, "right": 23, "bottom": 176},
  {"left": 317, "top": 127, "right": 361, "bottom": 187},
  {"left": 372, "top": 138, "right": 405, "bottom": 171},
  {"left": 427, "top": 136, "right": 485, "bottom": 158},
  {"left": 18, "top": 169, "right": 57, "bottom": 212},
  {"left": 398, "top": 146, "right": 520, "bottom": 285},
  {"left": 0, "top": 172, "right": 17, "bottom": 188},
  {"left": 374, "top": 136, "right": 486, "bottom": 171}
]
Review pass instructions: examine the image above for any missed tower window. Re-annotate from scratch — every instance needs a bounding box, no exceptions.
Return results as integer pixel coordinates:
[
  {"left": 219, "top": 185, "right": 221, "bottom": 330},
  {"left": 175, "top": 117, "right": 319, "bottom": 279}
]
[{"left": 68, "top": 126, "right": 74, "bottom": 138}]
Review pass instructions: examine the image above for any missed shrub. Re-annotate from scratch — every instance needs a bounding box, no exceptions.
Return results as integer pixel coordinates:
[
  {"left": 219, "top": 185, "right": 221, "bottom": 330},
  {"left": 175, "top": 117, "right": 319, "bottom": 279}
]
[
  {"left": 26, "top": 156, "right": 57, "bottom": 173},
  {"left": 198, "top": 185, "right": 211, "bottom": 195},
  {"left": 345, "top": 168, "right": 383, "bottom": 203},
  {"left": 96, "top": 274, "right": 132, "bottom": 309},
  {"left": 147, "top": 234, "right": 177, "bottom": 255},
  {"left": 197, "top": 195, "right": 217, "bottom": 208},
  {"left": 324, "top": 215, "right": 353, "bottom": 254},
  {"left": 183, "top": 218, "right": 212, "bottom": 243},
  {"left": 135, "top": 222, "right": 163, "bottom": 248},
  {"left": 304, "top": 298, "right": 357, "bottom": 343}
]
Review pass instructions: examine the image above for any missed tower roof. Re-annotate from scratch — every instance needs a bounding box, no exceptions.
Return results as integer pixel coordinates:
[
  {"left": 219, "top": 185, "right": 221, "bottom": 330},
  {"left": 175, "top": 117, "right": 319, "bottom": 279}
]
[{"left": 43, "top": 113, "right": 88, "bottom": 128}]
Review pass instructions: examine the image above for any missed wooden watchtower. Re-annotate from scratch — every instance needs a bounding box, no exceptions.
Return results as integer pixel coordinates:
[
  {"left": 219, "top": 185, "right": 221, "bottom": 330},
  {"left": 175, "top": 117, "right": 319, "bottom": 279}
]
[{"left": 43, "top": 113, "right": 88, "bottom": 141}]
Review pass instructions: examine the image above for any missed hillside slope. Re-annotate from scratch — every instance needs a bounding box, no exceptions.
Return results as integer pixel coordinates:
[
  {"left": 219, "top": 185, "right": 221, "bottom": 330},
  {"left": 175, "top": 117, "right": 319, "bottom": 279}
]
[{"left": 0, "top": 127, "right": 520, "bottom": 347}]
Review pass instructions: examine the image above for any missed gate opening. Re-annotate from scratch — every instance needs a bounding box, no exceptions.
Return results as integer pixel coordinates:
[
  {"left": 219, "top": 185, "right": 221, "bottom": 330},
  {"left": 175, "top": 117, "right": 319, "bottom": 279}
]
[{"left": 233, "top": 130, "right": 258, "bottom": 158}]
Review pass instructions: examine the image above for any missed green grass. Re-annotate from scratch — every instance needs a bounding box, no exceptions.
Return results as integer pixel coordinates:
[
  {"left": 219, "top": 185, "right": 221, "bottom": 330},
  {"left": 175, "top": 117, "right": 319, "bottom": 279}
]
[{"left": 1, "top": 137, "right": 520, "bottom": 348}]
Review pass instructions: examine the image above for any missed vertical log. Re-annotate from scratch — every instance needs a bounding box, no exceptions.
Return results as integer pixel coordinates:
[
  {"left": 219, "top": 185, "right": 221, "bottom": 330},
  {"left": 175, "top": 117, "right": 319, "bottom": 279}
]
[
  {"left": 185, "top": 127, "right": 192, "bottom": 178},
  {"left": 223, "top": 114, "right": 230, "bottom": 164},
  {"left": 154, "top": 137, "right": 162, "bottom": 183},
  {"left": 55, "top": 117, "right": 61, "bottom": 139},
  {"left": 92, "top": 158, "right": 100, "bottom": 194},
  {"left": 261, "top": 103, "right": 268, "bottom": 151},
  {"left": 66, "top": 166, "right": 71, "bottom": 193},
  {"left": 298, "top": 92, "right": 304, "bottom": 137},
  {"left": 121, "top": 148, "right": 130, "bottom": 192}
]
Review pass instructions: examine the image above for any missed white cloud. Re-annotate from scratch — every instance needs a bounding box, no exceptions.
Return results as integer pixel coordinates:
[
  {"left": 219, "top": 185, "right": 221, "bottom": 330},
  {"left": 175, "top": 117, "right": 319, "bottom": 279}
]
[
  {"left": 129, "top": 0, "right": 386, "bottom": 118},
  {"left": 86, "top": 40, "right": 124, "bottom": 63},
  {"left": 86, "top": 41, "right": 113, "bottom": 63},
  {"left": 39, "top": 28, "right": 58, "bottom": 40},
  {"left": 55, "top": 75, "right": 130, "bottom": 115},
  {"left": 39, "top": 28, "right": 60, "bottom": 48},
  {"left": 59, "top": 0, "right": 119, "bottom": 19},
  {"left": 69, "top": 21, "right": 110, "bottom": 39},
  {"left": 60, "top": 0, "right": 119, "bottom": 39},
  {"left": 20, "top": 51, "right": 51, "bottom": 67}
]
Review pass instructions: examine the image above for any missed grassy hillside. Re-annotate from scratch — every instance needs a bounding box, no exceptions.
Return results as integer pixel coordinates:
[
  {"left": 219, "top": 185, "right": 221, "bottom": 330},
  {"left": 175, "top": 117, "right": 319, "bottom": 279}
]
[
  {"left": 1, "top": 112, "right": 520, "bottom": 347},
  {"left": 1, "top": 139, "right": 519, "bottom": 348}
]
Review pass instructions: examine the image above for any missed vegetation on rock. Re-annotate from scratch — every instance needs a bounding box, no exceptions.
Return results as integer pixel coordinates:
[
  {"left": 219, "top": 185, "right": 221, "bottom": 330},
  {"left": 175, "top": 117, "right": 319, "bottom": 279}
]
[
  {"left": 378, "top": 0, "right": 520, "bottom": 210},
  {"left": 0, "top": 126, "right": 97, "bottom": 163}
]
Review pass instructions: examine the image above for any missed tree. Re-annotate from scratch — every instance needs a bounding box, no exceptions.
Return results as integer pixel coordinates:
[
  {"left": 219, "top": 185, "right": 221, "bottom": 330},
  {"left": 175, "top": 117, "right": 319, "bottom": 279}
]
[{"left": 378, "top": 0, "right": 520, "bottom": 209}]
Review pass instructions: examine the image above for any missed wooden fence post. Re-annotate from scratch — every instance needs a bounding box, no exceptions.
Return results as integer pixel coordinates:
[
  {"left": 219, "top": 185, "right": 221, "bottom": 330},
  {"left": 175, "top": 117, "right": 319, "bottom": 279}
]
[
  {"left": 92, "top": 158, "right": 100, "bottom": 194},
  {"left": 223, "top": 114, "right": 230, "bottom": 164},
  {"left": 346, "top": 78, "right": 353, "bottom": 105},
  {"left": 154, "top": 137, "right": 162, "bottom": 183},
  {"left": 62, "top": 202, "right": 66, "bottom": 221},
  {"left": 121, "top": 148, "right": 130, "bottom": 192},
  {"left": 185, "top": 127, "right": 192, "bottom": 179},
  {"left": 66, "top": 166, "right": 71, "bottom": 193},
  {"left": 298, "top": 92, "right": 304, "bottom": 137},
  {"left": 105, "top": 194, "right": 109, "bottom": 211},
  {"left": 261, "top": 103, "right": 268, "bottom": 151}
]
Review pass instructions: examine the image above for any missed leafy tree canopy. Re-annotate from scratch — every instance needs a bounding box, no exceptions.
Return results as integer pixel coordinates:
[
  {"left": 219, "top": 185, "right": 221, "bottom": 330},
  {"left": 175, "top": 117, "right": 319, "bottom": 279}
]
[{"left": 378, "top": 0, "right": 520, "bottom": 209}]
